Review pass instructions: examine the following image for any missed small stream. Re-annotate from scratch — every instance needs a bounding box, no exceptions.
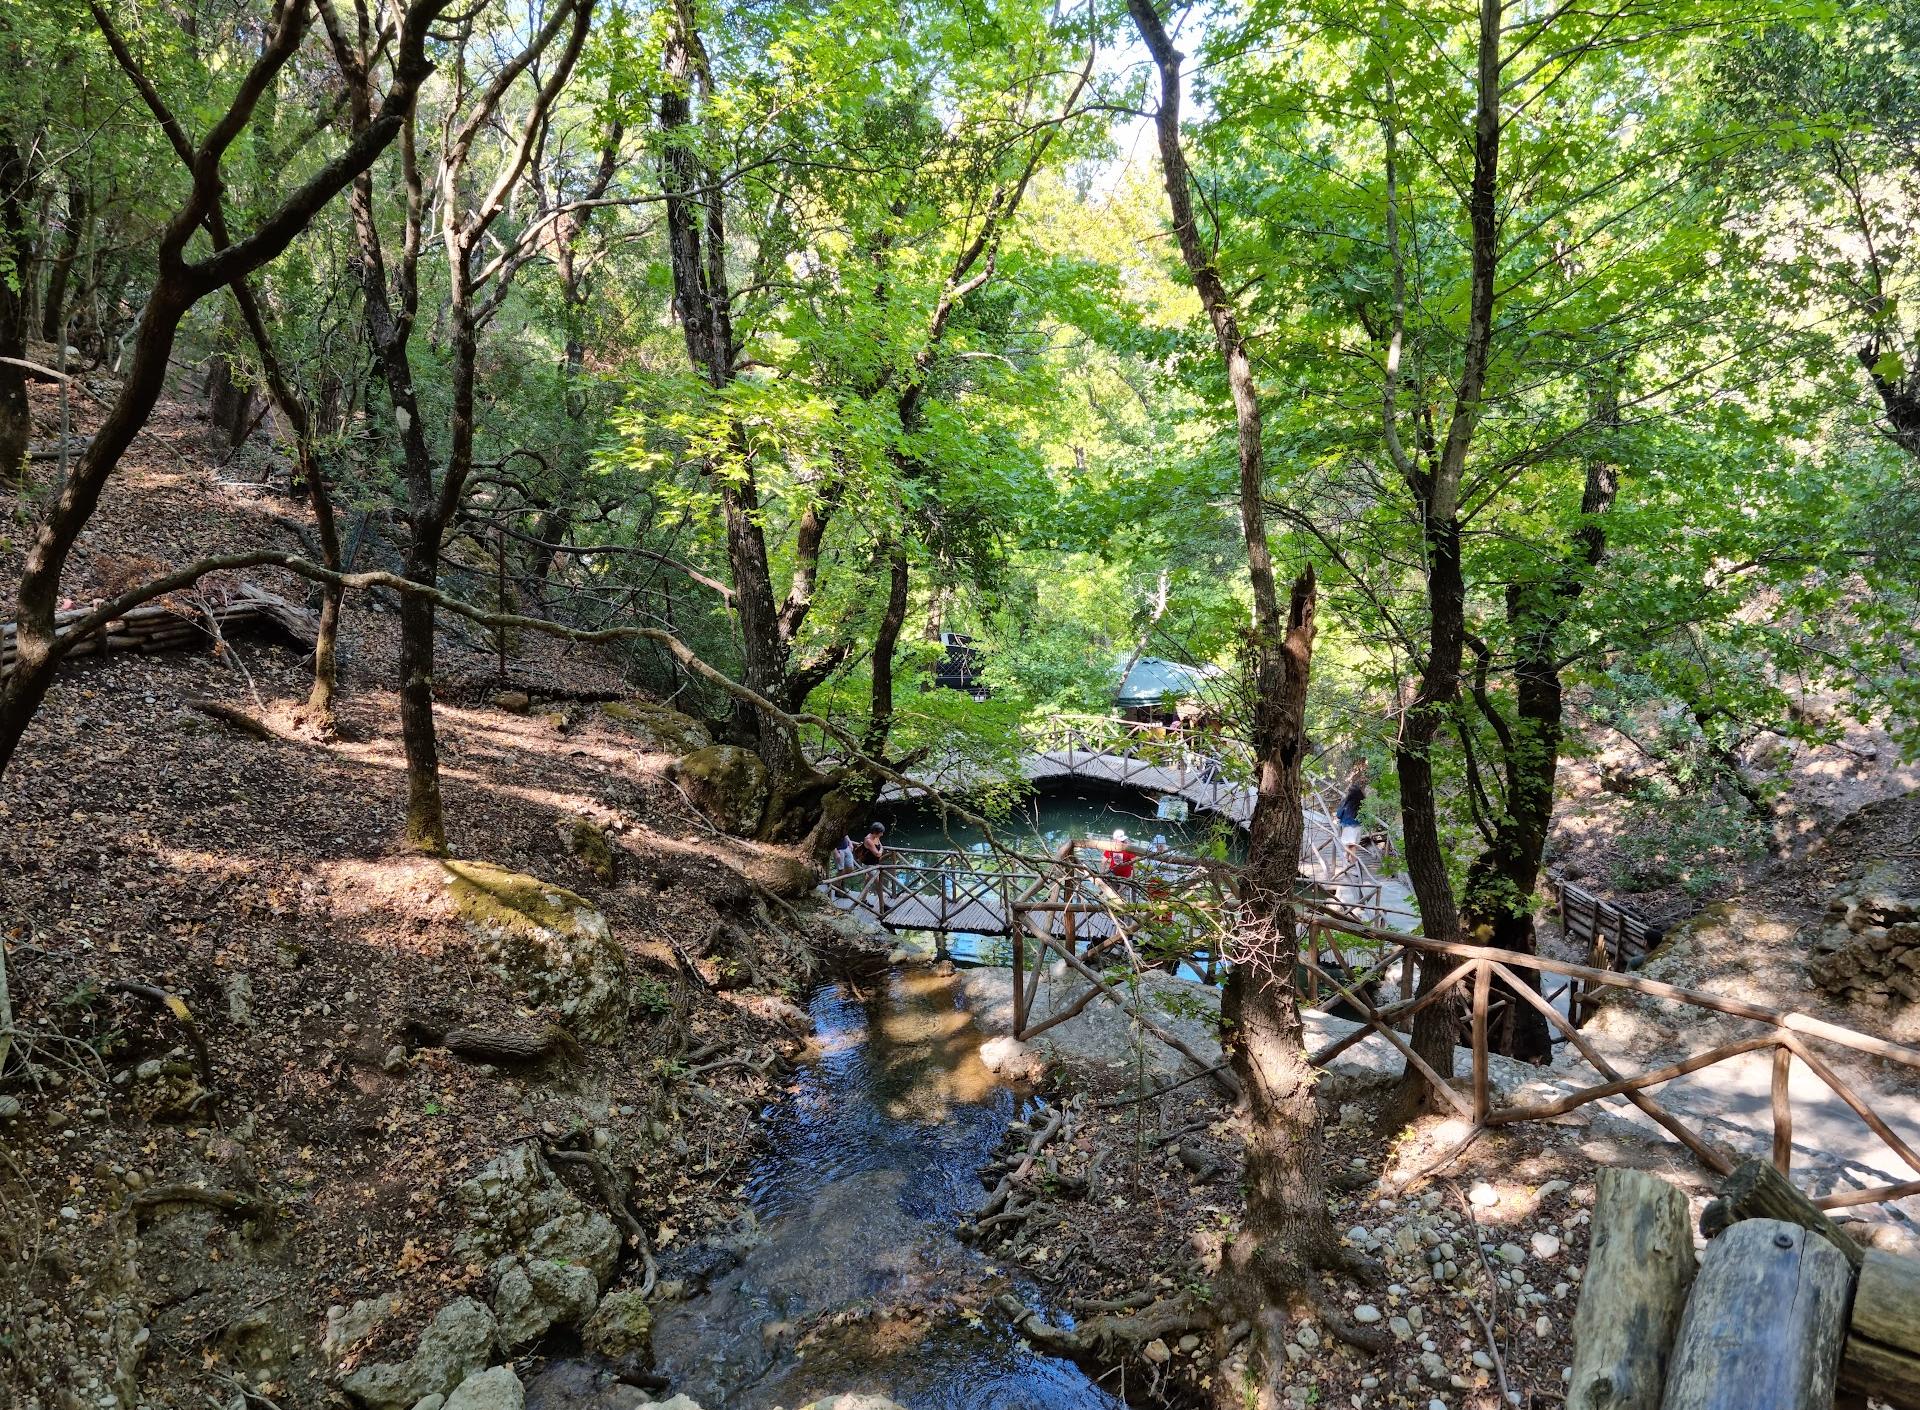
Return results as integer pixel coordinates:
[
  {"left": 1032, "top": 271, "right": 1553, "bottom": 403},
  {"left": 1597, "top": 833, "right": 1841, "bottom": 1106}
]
[{"left": 644, "top": 967, "right": 1127, "bottom": 1409}]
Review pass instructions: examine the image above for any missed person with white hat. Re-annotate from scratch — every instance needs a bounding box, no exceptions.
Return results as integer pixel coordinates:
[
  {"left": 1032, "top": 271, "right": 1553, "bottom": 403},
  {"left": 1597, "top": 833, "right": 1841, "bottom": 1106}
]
[{"left": 1101, "top": 826, "right": 1137, "bottom": 879}]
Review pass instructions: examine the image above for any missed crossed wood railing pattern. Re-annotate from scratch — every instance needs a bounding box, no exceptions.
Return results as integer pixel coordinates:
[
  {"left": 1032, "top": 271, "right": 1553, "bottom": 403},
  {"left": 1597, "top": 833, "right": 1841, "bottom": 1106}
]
[
  {"left": 944, "top": 854, "right": 1920, "bottom": 1213},
  {"left": 822, "top": 835, "right": 1393, "bottom": 938},
  {"left": 1293, "top": 908, "right": 1920, "bottom": 1211}
]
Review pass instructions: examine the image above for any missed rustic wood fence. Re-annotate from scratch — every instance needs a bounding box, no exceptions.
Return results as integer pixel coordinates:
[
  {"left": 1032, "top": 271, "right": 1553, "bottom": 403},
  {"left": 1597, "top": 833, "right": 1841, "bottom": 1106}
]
[
  {"left": 0, "top": 581, "right": 317, "bottom": 675},
  {"left": 961, "top": 852, "right": 1920, "bottom": 1216}
]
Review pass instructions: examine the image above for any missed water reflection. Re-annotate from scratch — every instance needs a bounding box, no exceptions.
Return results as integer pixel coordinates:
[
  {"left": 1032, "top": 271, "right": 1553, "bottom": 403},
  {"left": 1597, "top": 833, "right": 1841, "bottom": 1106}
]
[{"left": 647, "top": 969, "right": 1127, "bottom": 1410}]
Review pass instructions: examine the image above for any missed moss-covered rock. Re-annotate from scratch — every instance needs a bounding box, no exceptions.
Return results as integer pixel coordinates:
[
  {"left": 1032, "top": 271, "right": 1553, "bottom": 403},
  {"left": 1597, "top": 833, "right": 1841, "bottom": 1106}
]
[
  {"left": 666, "top": 744, "right": 769, "bottom": 837},
  {"left": 580, "top": 1288, "right": 653, "bottom": 1362},
  {"left": 563, "top": 817, "right": 617, "bottom": 884},
  {"left": 442, "top": 862, "right": 628, "bottom": 1044},
  {"left": 601, "top": 700, "right": 712, "bottom": 756}
]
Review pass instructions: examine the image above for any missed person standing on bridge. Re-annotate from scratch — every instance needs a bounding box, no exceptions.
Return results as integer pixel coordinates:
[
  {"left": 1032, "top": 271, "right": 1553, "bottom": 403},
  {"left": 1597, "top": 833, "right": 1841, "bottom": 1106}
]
[
  {"left": 854, "top": 821, "right": 887, "bottom": 867},
  {"left": 1336, "top": 762, "right": 1368, "bottom": 869}
]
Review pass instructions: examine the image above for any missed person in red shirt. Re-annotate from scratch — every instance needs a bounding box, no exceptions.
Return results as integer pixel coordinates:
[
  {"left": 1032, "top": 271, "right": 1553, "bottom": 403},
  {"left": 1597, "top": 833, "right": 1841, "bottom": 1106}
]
[{"left": 1102, "top": 827, "right": 1137, "bottom": 879}]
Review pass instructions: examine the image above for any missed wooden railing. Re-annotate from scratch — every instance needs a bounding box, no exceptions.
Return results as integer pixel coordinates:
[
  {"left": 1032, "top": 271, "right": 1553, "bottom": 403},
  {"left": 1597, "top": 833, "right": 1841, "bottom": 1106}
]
[
  {"left": 984, "top": 861, "right": 1920, "bottom": 1214},
  {"left": 1302, "top": 907, "right": 1920, "bottom": 1211}
]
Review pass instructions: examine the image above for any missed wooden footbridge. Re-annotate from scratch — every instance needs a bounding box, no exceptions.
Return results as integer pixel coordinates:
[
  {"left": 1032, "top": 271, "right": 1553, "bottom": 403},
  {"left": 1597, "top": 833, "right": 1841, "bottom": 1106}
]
[{"left": 841, "top": 713, "right": 1414, "bottom": 937}]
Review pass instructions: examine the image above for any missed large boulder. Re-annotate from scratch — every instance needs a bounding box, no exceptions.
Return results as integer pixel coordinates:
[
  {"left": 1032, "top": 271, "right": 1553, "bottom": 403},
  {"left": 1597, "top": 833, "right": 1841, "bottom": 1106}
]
[
  {"left": 454, "top": 1145, "right": 621, "bottom": 1350},
  {"left": 602, "top": 701, "right": 712, "bottom": 756},
  {"left": 490, "top": 1254, "right": 600, "bottom": 1350},
  {"left": 443, "top": 861, "right": 629, "bottom": 1044},
  {"left": 581, "top": 1288, "right": 653, "bottom": 1363},
  {"left": 339, "top": 1299, "right": 498, "bottom": 1410},
  {"left": 666, "top": 745, "right": 769, "bottom": 837},
  {"left": 443, "top": 1366, "right": 525, "bottom": 1410}
]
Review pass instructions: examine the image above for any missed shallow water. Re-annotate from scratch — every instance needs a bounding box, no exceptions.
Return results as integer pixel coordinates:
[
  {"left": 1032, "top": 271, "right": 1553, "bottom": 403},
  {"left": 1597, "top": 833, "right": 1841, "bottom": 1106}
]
[{"left": 647, "top": 968, "right": 1127, "bottom": 1410}]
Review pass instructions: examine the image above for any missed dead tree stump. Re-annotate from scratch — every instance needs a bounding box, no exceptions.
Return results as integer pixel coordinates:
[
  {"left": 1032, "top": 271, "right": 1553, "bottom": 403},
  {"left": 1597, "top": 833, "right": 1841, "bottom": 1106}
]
[
  {"left": 1661, "top": 1218, "right": 1851, "bottom": 1410},
  {"left": 1568, "top": 1167, "right": 1698, "bottom": 1410}
]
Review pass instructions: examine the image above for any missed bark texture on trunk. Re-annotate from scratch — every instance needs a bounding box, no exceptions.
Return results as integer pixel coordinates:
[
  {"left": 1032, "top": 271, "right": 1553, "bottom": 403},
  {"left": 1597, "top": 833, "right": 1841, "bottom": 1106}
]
[
  {"left": 0, "top": 140, "right": 33, "bottom": 489},
  {"left": 1125, "top": 1, "right": 1354, "bottom": 1380},
  {"left": 1387, "top": 0, "right": 1505, "bottom": 1107},
  {"left": 1223, "top": 571, "right": 1344, "bottom": 1309},
  {"left": 1457, "top": 391, "right": 1617, "bottom": 1060}
]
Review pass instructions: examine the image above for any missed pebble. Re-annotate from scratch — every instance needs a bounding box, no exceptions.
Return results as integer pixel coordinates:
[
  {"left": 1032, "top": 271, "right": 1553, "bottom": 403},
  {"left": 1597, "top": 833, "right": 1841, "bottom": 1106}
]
[
  {"left": 1531, "top": 1232, "right": 1561, "bottom": 1259},
  {"left": 1536, "top": 1315, "right": 1551, "bottom": 1337},
  {"left": 1295, "top": 1325, "right": 1321, "bottom": 1350},
  {"left": 1430, "top": 1400, "right": 1448, "bottom": 1410},
  {"left": 1178, "top": 1334, "right": 1200, "bottom": 1353},
  {"left": 0, "top": 1096, "right": 19, "bottom": 1119},
  {"left": 1472, "top": 1351, "right": 1494, "bottom": 1370},
  {"left": 1469, "top": 1183, "right": 1499, "bottom": 1208},
  {"left": 1553, "top": 1282, "right": 1570, "bottom": 1299},
  {"left": 1354, "top": 1304, "right": 1382, "bottom": 1324},
  {"left": 1361, "top": 1376, "right": 1379, "bottom": 1389},
  {"left": 1389, "top": 1315, "right": 1413, "bottom": 1340},
  {"left": 1143, "top": 1338, "right": 1171, "bottom": 1364},
  {"left": 135, "top": 1059, "right": 164, "bottom": 1082},
  {"left": 1496, "top": 1243, "right": 1528, "bottom": 1266},
  {"left": 1535, "top": 1179, "right": 1570, "bottom": 1200}
]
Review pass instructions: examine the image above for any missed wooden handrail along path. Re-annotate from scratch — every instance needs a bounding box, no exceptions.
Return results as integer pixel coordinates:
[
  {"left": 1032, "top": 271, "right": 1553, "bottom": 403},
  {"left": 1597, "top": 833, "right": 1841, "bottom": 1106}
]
[{"left": 833, "top": 846, "right": 1920, "bottom": 1216}]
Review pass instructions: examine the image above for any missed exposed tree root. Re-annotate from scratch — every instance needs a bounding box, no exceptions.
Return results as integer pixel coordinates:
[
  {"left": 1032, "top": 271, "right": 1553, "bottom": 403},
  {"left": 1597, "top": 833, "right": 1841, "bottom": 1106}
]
[
  {"left": 543, "top": 1145, "right": 658, "bottom": 1297},
  {"left": 996, "top": 1289, "right": 1209, "bottom": 1357},
  {"left": 185, "top": 697, "right": 279, "bottom": 742},
  {"left": 106, "top": 980, "right": 220, "bottom": 1122}
]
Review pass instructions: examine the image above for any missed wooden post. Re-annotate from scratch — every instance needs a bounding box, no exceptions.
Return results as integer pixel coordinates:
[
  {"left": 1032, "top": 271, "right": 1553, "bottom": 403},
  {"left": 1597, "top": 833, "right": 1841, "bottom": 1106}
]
[
  {"left": 1771, "top": 1045, "right": 1793, "bottom": 1175},
  {"left": 1699, "top": 1158, "right": 1866, "bottom": 1272},
  {"left": 1568, "top": 1168, "right": 1697, "bottom": 1410},
  {"left": 1840, "top": 1248, "right": 1920, "bottom": 1409},
  {"left": 1470, "top": 959, "right": 1491, "bottom": 1123},
  {"left": 1012, "top": 915, "right": 1026, "bottom": 1037},
  {"left": 1659, "top": 1218, "right": 1850, "bottom": 1410},
  {"left": 494, "top": 524, "right": 508, "bottom": 679}
]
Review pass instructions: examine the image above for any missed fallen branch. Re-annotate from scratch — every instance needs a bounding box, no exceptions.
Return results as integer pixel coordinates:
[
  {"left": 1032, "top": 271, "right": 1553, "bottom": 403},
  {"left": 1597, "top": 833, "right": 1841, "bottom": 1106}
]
[
  {"left": 404, "top": 1014, "right": 579, "bottom": 1067},
  {"left": 130, "top": 1183, "right": 267, "bottom": 1222},
  {"left": 106, "top": 981, "right": 219, "bottom": 1121}
]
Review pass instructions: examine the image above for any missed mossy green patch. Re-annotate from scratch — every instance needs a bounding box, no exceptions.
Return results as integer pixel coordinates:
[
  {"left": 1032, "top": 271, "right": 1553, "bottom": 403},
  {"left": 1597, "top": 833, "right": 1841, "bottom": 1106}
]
[
  {"left": 443, "top": 860, "right": 594, "bottom": 933},
  {"left": 600, "top": 700, "right": 712, "bottom": 755}
]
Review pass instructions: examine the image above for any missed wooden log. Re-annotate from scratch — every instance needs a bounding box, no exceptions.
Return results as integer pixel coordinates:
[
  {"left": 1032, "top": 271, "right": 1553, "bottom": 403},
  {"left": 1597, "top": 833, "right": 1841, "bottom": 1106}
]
[
  {"left": 1699, "top": 1157, "right": 1866, "bottom": 1272},
  {"left": 1840, "top": 1248, "right": 1920, "bottom": 1409},
  {"left": 1659, "top": 1218, "right": 1851, "bottom": 1410},
  {"left": 1567, "top": 1168, "right": 1698, "bottom": 1410}
]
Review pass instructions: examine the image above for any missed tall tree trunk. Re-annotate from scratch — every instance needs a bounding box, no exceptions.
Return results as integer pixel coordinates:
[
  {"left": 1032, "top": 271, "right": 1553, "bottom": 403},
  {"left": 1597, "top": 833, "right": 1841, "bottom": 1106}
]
[
  {"left": 1221, "top": 572, "right": 1351, "bottom": 1317},
  {"left": 1126, "top": 0, "right": 1362, "bottom": 1377},
  {"left": 226, "top": 274, "right": 346, "bottom": 727},
  {"left": 862, "top": 542, "right": 911, "bottom": 761},
  {"left": 1389, "top": 0, "right": 1505, "bottom": 1112},
  {"left": 0, "top": 141, "right": 32, "bottom": 488},
  {"left": 39, "top": 179, "right": 85, "bottom": 345},
  {"left": 1458, "top": 387, "right": 1618, "bottom": 1059},
  {"left": 397, "top": 538, "right": 446, "bottom": 849}
]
